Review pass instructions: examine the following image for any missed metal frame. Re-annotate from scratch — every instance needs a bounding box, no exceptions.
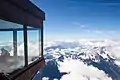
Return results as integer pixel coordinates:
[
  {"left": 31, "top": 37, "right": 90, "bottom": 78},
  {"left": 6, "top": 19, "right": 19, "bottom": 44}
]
[
  {"left": 0, "top": 26, "right": 43, "bottom": 66},
  {"left": 0, "top": 28, "right": 38, "bottom": 31},
  {"left": 13, "top": 30, "right": 17, "bottom": 57},
  {"left": 23, "top": 25, "right": 28, "bottom": 66},
  {"left": 0, "top": 0, "right": 45, "bottom": 79},
  {"left": 41, "top": 24, "right": 44, "bottom": 57}
]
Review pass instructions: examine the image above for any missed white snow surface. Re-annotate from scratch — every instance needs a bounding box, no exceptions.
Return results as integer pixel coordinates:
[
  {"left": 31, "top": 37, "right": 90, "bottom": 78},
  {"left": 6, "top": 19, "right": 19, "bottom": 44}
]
[
  {"left": 44, "top": 39, "right": 120, "bottom": 80},
  {"left": 59, "top": 59, "right": 112, "bottom": 80}
]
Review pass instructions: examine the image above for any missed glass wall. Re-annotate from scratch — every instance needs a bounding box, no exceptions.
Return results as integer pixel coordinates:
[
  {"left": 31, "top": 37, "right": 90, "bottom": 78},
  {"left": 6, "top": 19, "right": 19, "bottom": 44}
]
[
  {"left": 0, "top": 19, "right": 25, "bottom": 73},
  {"left": 0, "top": 19, "right": 43, "bottom": 73},
  {"left": 27, "top": 26, "right": 42, "bottom": 64}
]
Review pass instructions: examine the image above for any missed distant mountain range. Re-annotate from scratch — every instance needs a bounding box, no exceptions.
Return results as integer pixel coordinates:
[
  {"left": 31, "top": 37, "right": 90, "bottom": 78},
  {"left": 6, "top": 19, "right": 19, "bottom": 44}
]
[
  {"left": 37, "top": 40, "right": 120, "bottom": 80},
  {"left": 1, "top": 40, "right": 120, "bottom": 80}
]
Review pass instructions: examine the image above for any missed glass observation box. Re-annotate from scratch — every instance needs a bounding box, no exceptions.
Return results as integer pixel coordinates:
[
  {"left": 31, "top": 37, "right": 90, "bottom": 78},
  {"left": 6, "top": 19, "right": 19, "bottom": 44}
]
[{"left": 0, "top": 0, "right": 45, "bottom": 80}]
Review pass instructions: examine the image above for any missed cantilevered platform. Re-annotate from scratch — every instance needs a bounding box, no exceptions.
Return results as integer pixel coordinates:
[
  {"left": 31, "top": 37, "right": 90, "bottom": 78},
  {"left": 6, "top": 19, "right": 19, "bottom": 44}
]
[{"left": 0, "top": 0, "right": 45, "bottom": 80}]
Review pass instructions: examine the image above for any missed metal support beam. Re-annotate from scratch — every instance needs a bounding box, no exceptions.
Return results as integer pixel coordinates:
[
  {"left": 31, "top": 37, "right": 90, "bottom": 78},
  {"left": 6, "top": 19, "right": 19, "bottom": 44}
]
[
  {"left": 39, "top": 29, "right": 41, "bottom": 57},
  {"left": 23, "top": 25, "right": 28, "bottom": 67},
  {"left": 41, "top": 24, "right": 43, "bottom": 57},
  {"left": 13, "top": 30, "right": 17, "bottom": 57}
]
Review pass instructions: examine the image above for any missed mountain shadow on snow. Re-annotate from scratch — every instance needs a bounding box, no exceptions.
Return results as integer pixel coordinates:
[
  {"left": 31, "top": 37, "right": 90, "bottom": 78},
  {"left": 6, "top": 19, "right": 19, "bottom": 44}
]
[{"left": 33, "top": 60, "right": 69, "bottom": 80}]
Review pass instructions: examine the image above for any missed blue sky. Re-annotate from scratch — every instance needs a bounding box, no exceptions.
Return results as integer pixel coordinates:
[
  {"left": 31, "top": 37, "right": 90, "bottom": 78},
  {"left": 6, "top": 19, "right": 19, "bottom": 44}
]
[{"left": 32, "top": 0, "right": 120, "bottom": 40}]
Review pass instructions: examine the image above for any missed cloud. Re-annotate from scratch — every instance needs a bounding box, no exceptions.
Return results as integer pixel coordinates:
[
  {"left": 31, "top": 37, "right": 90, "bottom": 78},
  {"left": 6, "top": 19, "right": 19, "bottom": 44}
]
[
  {"left": 84, "top": 29, "right": 117, "bottom": 34},
  {"left": 84, "top": 29, "right": 93, "bottom": 33},
  {"left": 44, "top": 39, "right": 120, "bottom": 62},
  {"left": 9, "top": 41, "right": 40, "bottom": 57},
  {"left": 107, "top": 30, "right": 116, "bottom": 33},
  {"left": 101, "top": 3, "right": 120, "bottom": 6},
  {"left": 94, "top": 30, "right": 103, "bottom": 34},
  {"left": 73, "top": 22, "right": 86, "bottom": 28},
  {"left": 84, "top": 30, "right": 103, "bottom": 34},
  {"left": 80, "top": 25, "right": 86, "bottom": 28}
]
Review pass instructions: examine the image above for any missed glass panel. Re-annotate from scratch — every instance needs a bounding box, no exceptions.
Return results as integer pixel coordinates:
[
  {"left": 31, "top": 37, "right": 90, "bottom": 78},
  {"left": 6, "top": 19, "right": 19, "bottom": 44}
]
[
  {"left": 27, "top": 26, "right": 41, "bottom": 64},
  {"left": 17, "top": 31, "right": 24, "bottom": 68},
  {"left": 0, "top": 19, "right": 25, "bottom": 73}
]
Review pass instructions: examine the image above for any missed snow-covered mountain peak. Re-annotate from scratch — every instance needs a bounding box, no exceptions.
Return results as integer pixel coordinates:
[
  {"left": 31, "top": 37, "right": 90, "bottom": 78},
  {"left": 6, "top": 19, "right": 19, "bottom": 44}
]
[
  {"left": 42, "top": 39, "right": 120, "bottom": 80},
  {"left": 44, "top": 39, "right": 118, "bottom": 63}
]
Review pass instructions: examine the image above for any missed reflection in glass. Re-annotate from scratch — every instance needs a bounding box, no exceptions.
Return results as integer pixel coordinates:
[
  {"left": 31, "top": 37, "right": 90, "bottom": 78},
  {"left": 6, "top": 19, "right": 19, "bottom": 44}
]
[
  {"left": 0, "top": 19, "right": 25, "bottom": 73},
  {"left": 27, "top": 27, "right": 41, "bottom": 64}
]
